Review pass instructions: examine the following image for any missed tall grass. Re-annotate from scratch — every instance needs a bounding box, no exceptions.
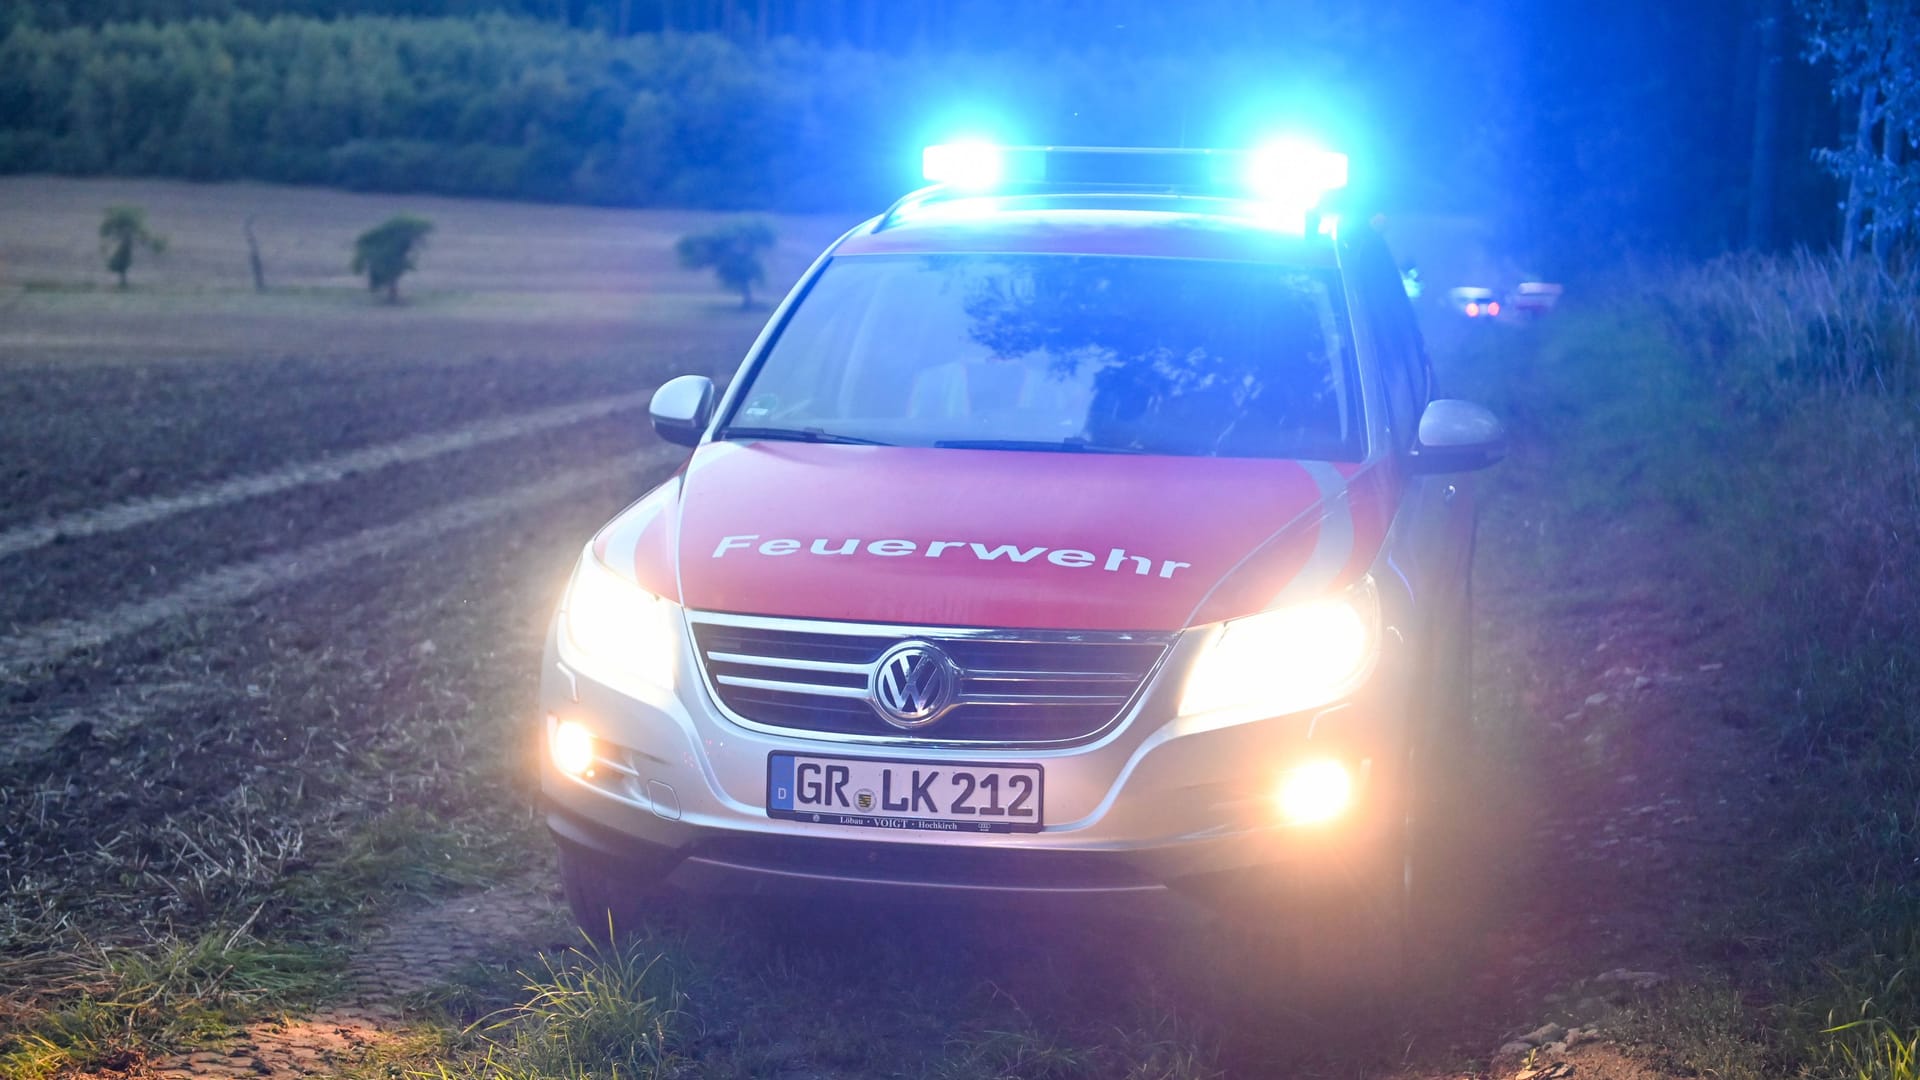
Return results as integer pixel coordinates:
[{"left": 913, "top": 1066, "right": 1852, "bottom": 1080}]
[
  {"left": 417, "top": 934, "right": 686, "bottom": 1080},
  {"left": 1655, "top": 252, "right": 1920, "bottom": 399},
  {"left": 1459, "top": 250, "right": 1920, "bottom": 1080},
  {"left": 0, "top": 932, "right": 341, "bottom": 1079},
  {"left": 1667, "top": 256, "right": 1919, "bottom": 1080}
]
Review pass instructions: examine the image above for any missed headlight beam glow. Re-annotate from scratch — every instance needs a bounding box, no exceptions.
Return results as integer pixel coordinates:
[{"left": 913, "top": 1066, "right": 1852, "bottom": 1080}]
[
  {"left": 559, "top": 547, "right": 680, "bottom": 692},
  {"left": 1274, "top": 758, "right": 1354, "bottom": 826},
  {"left": 550, "top": 718, "right": 597, "bottom": 778},
  {"left": 1177, "top": 576, "right": 1380, "bottom": 720}
]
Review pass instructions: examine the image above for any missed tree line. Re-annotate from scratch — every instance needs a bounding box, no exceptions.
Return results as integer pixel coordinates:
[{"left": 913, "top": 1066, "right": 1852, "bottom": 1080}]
[
  {"left": 10, "top": 14, "right": 1407, "bottom": 213},
  {"left": 1, "top": 11, "right": 1519, "bottom": 216},
  {"left": 1, "top": 0, "right": 1558, "bottom": 56},
  {"left": 0, "top": 16, "right": 903, "bottom": 209},
  {"left": 2, "top": 1, "right": 1910, "bottom": 263}
]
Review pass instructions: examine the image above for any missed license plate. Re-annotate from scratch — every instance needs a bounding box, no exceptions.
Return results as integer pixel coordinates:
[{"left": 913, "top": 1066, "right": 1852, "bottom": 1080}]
[{"left": 766, "top": 753, "right": 1044, "bottom": 834}]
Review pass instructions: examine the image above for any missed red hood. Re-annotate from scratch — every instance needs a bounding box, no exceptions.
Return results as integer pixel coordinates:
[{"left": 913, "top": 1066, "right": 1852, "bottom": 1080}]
[{"left": 595, "top": 442, "right": 1390, "bottom": 632}]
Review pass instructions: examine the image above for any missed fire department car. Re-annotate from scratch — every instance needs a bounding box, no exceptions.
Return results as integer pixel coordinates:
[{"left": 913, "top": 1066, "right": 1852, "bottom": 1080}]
[{"left": 540, "top": 142, "right": 1506, "bottom": 975}]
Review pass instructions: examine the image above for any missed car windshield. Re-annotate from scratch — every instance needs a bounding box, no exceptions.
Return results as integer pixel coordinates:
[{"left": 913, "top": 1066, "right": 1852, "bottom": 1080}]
[{"left": 723, "top": 253, "right": 1362, "bottom": 460}]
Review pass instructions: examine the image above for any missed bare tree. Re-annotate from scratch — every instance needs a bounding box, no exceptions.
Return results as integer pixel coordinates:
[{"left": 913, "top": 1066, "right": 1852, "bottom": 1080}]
[{"left": 243, "top": 215, "right": 267, "bottom": 293}]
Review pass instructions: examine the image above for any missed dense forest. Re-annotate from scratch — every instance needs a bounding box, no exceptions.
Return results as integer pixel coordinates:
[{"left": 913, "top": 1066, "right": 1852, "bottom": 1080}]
[
  {"left": 0, "top": 0, "right": 1652, "bottom": 51},
  {"left": 0, "top": 0, "right": 1869, "bottom": 262}
]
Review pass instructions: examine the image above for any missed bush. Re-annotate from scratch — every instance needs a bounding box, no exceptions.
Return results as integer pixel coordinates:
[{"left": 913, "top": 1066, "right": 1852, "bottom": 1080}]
[
  {"left": 675, "top": 218, "right": 776, "bottom": 308},
  {"left": 98, "top": 204, "right": 165, "bottom": 287},
  {"left": 350, "top": 214, "right": 433, "bottom": 302}
]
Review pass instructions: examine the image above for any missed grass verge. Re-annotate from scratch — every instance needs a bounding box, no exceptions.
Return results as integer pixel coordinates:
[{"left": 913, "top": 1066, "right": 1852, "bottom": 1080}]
[
  {"left": 1448, "top": 251, "right": 1920, "bottom": 1080},
  {"left": 0, "top": 932, "right": 343, "bottom": 1079},
  {"left": 412, "top": 936, "right": 687, "bottom": 1080}
]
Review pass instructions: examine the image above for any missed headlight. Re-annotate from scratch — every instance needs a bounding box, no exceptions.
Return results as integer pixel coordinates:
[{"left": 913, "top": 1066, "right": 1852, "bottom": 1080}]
[
  {"left": 1177, "top": 575, "right": 1380, "bottom": 719},
  {"left": 559, "top": 547, "right": 680, "bottom": 691}
]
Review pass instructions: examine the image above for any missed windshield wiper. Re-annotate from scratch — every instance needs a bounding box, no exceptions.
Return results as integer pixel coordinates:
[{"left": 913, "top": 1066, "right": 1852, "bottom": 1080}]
[
  {"left": 716, "top": 425, "right": 893, "bottom": 446},
  {"left": 931, "top": 438, "right": 1144, "bottom": 454}
]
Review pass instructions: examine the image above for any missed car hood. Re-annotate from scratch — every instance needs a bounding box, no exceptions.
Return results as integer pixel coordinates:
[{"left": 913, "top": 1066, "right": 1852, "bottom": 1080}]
[{"left": 595, "top": 441, "right": 1389, "bottom": 632}]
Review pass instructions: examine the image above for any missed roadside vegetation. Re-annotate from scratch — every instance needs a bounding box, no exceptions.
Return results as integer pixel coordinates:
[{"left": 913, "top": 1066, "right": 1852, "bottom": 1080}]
[
  {"left": 0, "top": 745, "right": 534, "bottom": 1078},
  {"left": 419, "top": 938, "right": 687, "bottom": 1080},
  {"left": 1449, "top": 251, "right": 1920, "bottom": 1080}
]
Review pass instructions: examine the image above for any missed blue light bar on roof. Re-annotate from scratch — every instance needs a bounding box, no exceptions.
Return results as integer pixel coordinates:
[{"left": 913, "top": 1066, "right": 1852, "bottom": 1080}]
[
  {"left": 919, "top": 142, "right": 1349, "bottom": 207},
  {"left": 921, "top": 141, "right": 1006, "bottom": 190},
  {"left": 1244, "top": 138, "right": 1349, "bottom": 205}
]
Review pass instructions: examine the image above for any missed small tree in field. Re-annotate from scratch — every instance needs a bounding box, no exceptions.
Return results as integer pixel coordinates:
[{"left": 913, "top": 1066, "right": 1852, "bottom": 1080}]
[
  {"left": 676, "top": 219, "right": 776, "bottom": 309},
  {"left": 351, "top": 215, "right": 433, "bottom": 303},
  {"left": 99, "top": 205, "right": 166, "bottom": 288}
]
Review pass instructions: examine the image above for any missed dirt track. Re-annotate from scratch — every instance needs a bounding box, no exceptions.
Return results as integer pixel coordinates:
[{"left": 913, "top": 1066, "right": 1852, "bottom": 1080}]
[{"left": 0, "top": 178, "right": 1756, "bottom": 1078}]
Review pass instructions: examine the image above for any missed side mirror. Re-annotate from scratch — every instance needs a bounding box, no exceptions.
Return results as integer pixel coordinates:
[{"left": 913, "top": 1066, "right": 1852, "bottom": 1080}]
[
  {"left": 1409, "top": 399, "right": 1506, "bottom": 473},
  {"left": 649, "top": 374, "right": 715, "bottom": 448}
]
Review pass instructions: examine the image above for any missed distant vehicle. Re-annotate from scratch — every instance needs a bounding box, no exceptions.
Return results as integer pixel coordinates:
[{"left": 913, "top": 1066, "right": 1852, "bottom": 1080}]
[
  {"left": 1446, "top": 286, "right": 1500, "bottom": 318},
  {"left": 1508, "top": 281, "right": 1564, "bottom": 317},
  {"left": 538, "top": 140, "right": 1507, "bottom": 984}
]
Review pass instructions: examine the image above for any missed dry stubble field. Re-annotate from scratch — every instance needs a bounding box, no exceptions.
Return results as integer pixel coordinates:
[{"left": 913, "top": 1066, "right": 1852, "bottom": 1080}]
[{"left": 0, "top": 177, "right": 1752, "bottom": 1079}]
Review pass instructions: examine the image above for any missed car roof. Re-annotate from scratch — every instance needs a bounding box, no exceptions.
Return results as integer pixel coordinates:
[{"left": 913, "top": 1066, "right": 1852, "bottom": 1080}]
[{"left": 833, "top": 192, "right": 1342, "bottom": 267}]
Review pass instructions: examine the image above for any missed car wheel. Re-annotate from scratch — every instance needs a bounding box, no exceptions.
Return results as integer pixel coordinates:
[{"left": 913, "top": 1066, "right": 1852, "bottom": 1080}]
[
  {"left": 555, "top": 837, "right": 669, "bottom": 944},
  {"left": 1194, "top": 811, "right": 1411, "bottom": 1004},
  {"left": 1287, "top": 844, "right": 1411, "bottom": 1001},
  {"left": 1403, "top": 592, "right": 1486, "bottom": 969},
  {"left": 1286, "top": 598, "right": 1480, "bottom": 1001}
]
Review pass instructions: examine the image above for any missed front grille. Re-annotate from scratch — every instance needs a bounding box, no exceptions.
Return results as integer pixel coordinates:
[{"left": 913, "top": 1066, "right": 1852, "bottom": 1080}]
[{"left": 688, "top": 614, "right": 1172, "bottom": 744}]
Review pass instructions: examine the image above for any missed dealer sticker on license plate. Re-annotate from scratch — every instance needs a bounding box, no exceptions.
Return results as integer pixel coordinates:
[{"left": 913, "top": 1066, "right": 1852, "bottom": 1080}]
[{"left": 766, "top": 753, "right": 1044, "bottom": 834}]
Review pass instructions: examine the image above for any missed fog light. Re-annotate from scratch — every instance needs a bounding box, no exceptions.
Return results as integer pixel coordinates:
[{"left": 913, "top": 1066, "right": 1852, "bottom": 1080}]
[
  {"left": 551, "top": 719, "right": 596, "bottom": 777},
  {"left": 1275, "top": 759, "right": 1353, "bottom": 826}
]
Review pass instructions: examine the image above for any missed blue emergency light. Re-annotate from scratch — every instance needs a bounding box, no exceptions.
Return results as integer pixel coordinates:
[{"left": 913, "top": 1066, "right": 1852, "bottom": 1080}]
[
  {"left": 921, "top": 140, "right": 1007, "bottom": 190},
  {"left": 920, "top": 140, "right": 1349, "bottom": 208},
  {"left": 1244, "top": 138, "right": 1348, "bottom": 205}
]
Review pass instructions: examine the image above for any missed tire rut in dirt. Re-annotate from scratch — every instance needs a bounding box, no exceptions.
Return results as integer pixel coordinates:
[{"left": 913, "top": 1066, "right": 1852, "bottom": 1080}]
[
  {"left": 0, "top": 388, "right": 655, "bottom": 562},
  {"left": 0, "top": 451, "right": 655, "bottom": 939},
  {"left": 0, "top": 455, "right": 665, "bottom": 689},
  {"left": 0, "top": 343, "right": 732, "bottom": 530},
  {"left": 0, "top": 408, "right": 666, "bottom": 632}
]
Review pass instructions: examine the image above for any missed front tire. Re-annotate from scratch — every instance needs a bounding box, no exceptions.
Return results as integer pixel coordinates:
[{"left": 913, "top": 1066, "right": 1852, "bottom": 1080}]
[
  {"left": 1269, "top": 600, "right": 1482, "bottom": 1001},
  {"left": 1286, "top": 825, "right": 1411, "bottom": 1000},
  {"left": 1194, "top": 848, "right": 1409, "bottom": 1019},
  {"left": 555, "top": 837, "right": 669, "bottom": 944},
  {"left": 1402, "top": 592, "right": 1487, "bottom": 974}
]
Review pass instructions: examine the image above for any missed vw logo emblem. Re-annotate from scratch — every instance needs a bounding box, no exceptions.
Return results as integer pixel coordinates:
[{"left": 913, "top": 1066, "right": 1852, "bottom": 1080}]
[{"left": 871, "top": 641, "right": 956, "bottom": 729}]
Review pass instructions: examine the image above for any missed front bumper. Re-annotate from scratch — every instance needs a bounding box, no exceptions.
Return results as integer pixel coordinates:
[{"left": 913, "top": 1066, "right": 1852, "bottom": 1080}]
[{"left": 539, "top": 617, "right": 1409, "bottom": 901}]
